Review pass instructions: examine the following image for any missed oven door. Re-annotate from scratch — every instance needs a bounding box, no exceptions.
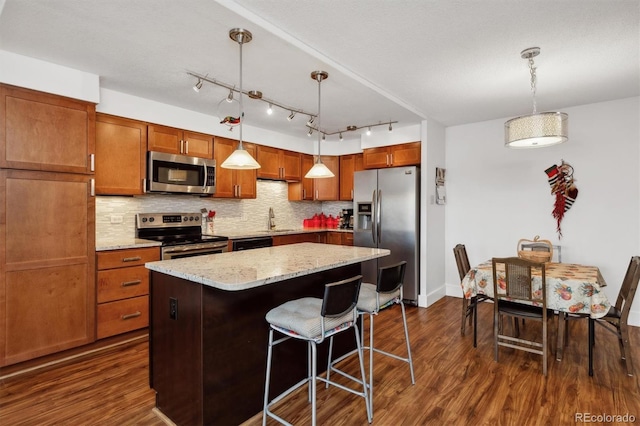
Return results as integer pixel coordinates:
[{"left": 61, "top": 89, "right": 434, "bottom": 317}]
[{"left": 161, "top": 242, "right": 228, "bottom": 260}]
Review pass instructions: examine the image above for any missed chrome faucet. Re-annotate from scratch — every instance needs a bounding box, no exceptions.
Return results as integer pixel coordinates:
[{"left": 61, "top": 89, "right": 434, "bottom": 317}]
[{"left": 268, "top": 207, "right": 276, "bottom": 230}]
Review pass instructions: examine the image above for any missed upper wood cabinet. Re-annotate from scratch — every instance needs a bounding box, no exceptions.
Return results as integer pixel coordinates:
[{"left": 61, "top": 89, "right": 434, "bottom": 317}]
[
  {"left": 213, "top": 136, "right": 256, "bottom": 199},
  {"left": 288, "top": 154, "right": 339, "bottom": 201},
  {"left": 95, "top": 114, "right": 147, "bottom": 195},
  {"left": 0, "top": 84, "right": 95, "bottom": 174},
  {"left": 362, "top": 141, "right": 421, "bottom": 169},
  {"left": 339, "top": 153, "right": 364, "bottom": 201},
  {"left": 148, "top": 124, "right": 213, "bottom": 159},
  {"left": 256, "top": 145, "right": 301, "bottom": 181}
]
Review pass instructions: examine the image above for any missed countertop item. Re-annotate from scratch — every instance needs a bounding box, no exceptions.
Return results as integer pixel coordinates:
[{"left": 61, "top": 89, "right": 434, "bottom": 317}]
[
  {"left": 145, "top": 242, "right": 389, "bottom": 291},
  {"left": 96, "top": 236, "right": 162, "bottom": 251},
  {"left": 219, "top": 227, "right": 353, "bottom": 239}
]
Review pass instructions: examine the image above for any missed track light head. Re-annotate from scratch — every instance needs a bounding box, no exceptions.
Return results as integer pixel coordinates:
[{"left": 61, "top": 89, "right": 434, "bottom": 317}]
[
  {"left": 366, "top": 127, "right": 371, "bottom": 136},
  {"left": 226, "top": 89, "right": 234, "bottom": 103},
  {"left": 193, "top": 79, "right": 203, "bottom": 92},
  {"left": 307, "top": 128, "right": 313, "bottom": 136},
  {"left": 339, "top": 132, "right": 343, "bottom": 141},
  {"left": 288, "top": 111, "right": 296, "bottom": 121},
  {"left": 307, "top": 116, "right": 315, "bottom": 126},
  {"left": 388, "top": 122, "right": 393, "bottom": 132},
  {"left": 267, "top": 103, "right": 273, "bottom": 115}
]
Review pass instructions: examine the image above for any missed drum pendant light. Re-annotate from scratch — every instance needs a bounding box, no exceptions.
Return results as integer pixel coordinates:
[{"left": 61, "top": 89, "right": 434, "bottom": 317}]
[
  {"left": 221, "top": 28, "right": 260, "bottom": 169},
  {"left": 505, "top": 47, "right": 568, "bottom": 149},
  {"left": 305, "top": 71, "right": 334, "bottom": 179}
]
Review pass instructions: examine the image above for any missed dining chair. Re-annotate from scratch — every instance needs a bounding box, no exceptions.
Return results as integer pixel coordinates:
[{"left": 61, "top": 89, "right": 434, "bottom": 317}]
[
  {"left": 262, "top": 275, "right": 371, "bottom": 425},
  {"left": 454, "top": 244, "right": 490, "bottom": 347},
  {"left": 492, "top": 257, "right": 550, "bottom": 376},
  {"left": 589, "top": 256, "right": 640, "bottom": 376}
]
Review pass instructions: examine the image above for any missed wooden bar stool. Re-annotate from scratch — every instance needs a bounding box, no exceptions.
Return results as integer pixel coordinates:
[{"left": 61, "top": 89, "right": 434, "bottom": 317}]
[
  {"left": 262, "top": 275, "right": 371, "bottom": 425},
  {"left": 326, "top": 261, "right": 414, "bottom": 418}
]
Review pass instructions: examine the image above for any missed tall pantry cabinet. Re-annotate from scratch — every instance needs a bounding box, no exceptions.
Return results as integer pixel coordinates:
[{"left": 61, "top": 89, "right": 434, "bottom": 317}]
[{"left": 0, "top": 84, "right": 96, "bottom": 366}]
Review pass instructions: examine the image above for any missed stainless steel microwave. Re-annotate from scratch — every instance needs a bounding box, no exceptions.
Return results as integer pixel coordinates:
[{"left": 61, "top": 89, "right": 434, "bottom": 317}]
[{"left": 146, "top": 151, "right": 216, "bottom": 195}]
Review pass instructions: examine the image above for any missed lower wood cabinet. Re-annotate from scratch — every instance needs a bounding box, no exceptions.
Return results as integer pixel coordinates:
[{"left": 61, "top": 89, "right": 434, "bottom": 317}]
[
  {"left": 272, "top": 232, "right": 326, "bottom": 246},
  {"left": 326, "top": 232, "right": 354, "bottom": 246},
  {"left": 96, "top": 247, "right": 159, "bottom": 339}
]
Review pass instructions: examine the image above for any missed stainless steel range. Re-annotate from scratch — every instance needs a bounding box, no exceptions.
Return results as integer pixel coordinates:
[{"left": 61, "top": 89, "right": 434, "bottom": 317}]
[{"left": 136, "top": 212, "right": 228, "bottom": 260}]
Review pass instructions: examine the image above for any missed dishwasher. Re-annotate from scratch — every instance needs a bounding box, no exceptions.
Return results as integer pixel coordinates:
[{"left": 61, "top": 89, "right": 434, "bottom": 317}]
[{"left": 231, "top": 236, "right": 274, "bottom": 251}]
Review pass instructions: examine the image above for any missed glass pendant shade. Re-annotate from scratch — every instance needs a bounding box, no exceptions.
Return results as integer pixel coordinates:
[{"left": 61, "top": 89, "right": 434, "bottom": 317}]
[
  {"left": 505, "top": 112, "right": 568, "bottom": 148},
  {"left": 220, "top": 146, "right": 261, "bottom": 169},
  {"left": 221, "top": 28, "right": 260, "bottom": 170},
  {"left": 305, "top": 158, "right": 335, "bottom": 178}
]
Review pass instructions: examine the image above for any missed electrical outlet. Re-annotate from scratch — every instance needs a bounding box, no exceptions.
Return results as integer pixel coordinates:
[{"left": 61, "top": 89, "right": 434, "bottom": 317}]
[
  {"left": 110, "top": 214, "right": 124, "bottom": 224},
  {"left": 169, "top": 297, "right": 178, "bottom": 320}
]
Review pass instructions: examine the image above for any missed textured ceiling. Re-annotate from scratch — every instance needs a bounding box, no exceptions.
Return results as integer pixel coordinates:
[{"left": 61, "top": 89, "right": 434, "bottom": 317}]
[{"left": 0, "top": 0, "right": 638, "bottom": 141}]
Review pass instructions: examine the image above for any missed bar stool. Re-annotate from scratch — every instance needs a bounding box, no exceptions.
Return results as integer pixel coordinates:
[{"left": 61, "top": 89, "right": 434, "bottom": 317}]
[
  {"left": 326, "top": 261, "right": 414, "bottom": 418},
  {"left": 262, "top": 275, "right": 371, "bottom": 425}
]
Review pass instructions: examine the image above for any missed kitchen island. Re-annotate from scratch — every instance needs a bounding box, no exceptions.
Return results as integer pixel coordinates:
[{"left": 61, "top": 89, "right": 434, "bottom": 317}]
[{"left": 145, "top": 243, "right": 389, "bottom": 426}]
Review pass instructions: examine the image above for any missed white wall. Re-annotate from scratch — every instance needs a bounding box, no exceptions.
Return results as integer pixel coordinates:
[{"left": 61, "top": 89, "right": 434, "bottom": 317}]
[
  {"left": 420, "top": 118, "right": 447, "bottom": 307},
  {"left": 444, "top": 97, "right": 640, "bottom": 325}
]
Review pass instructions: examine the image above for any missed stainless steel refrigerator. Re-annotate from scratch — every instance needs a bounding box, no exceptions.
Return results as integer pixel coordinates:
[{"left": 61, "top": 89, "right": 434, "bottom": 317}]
[{"left": 353, "top": 166, "right": 420, "bottom": 304}]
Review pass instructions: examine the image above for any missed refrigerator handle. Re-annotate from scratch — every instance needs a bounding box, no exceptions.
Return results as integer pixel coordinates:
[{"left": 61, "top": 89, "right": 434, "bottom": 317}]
[
  {"left": 372, "top": 189, "right": 377, "bottom": 244},
  {"left": 377, "top": 189, "right": 382, "bottom": 243}
]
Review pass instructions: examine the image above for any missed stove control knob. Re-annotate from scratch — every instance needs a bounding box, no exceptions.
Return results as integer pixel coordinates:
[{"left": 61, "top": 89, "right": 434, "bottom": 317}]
[
  {"left": 183, "top": 216, "right": 188, "bottom": 222},
  {"left": 149, "top": 217, "right": 154, "bottom": 223},
  {"left": 189, "top": 216, "right": 194, "bottom": 221},
  {"left": 195, "top": 216, "right": 200, "bottom": 222},
  {"left": 141, "top": 217, "right": 147, "bottom": 223}
]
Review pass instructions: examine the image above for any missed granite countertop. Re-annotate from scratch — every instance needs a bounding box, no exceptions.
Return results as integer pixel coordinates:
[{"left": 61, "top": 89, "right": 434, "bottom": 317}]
[
  {"left": 96, "top": 228, "right": 353, "bottom": 251},
  {"left": 219, "top": 227, "right": 353, "bottom": 239},
  {"left": 145, "top": 242, "right": 389, "bottom": 291},
  {"left": 96, "top": 237, "right": 162, "bottom": 251}
]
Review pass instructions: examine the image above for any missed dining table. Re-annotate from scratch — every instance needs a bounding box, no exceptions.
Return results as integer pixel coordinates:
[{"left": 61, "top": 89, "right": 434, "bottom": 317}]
[{"left": 461, "top": 260, "right": 611, "bottom": 376}]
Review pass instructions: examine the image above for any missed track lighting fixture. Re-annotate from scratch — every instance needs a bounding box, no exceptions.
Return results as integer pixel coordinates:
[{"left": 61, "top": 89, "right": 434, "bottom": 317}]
[
  {"left": 186, "top": 70, "right": 396, "bottom": 140},
  {"left": 388, "top": 123, "right": 393, "bottom": 132},
  {"left": 193, "top": 78, "right": 203, "bottom": 92},
  {"left": 322, "top": 133, "right": 326, "bottom": 141},
  {"left": 366, "top": 127, "right": 371, "bottom": 136},
  {"left": 339, "top": 132, "right": 343, "bottom": 141}
]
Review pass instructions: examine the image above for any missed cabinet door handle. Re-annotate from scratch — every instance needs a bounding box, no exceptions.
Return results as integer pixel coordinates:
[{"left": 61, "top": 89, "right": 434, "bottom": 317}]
[
  {"left": 90, "top": 154, "right": 95, "bottom": 172},
  {"left": 90, "top": 179, "right": 95, "bottom": 197},
  {"left": 315, "top": 190, "right": 318, "bottom": 199},
  {"left": 180, "top": 140, "right": 184, "bottom": 153},
  {"left": 351, "top": 189, "right": 354, "bottom": 199},
  {"left": 122, "top": 256, "right": 142, "bottom": 262},
  {"left": 121, "top": 311, "right": 142, "bottom": 320},
  {"left": 121, "top": 279, "right": 142, "bottom": 287},
  {"left": 390, "top": 153, "right": 393, "bottom": 165},
  {"left": 303, "top": 189, "right": 306, "bottom": 199},
  {"left": 237, "top": 185, "right": 241, "bottom": 197},
  {"left": 185, "top": 140, "right": 189, "bottom": 154}
]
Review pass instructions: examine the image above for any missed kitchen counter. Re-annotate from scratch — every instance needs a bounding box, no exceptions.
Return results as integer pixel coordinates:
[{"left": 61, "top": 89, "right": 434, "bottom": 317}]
[
  {"left": 95, "top": 236, "right": 161, "bottom": 251},
  {"left": 148, "top": 242, "right": 387, "bottom": 425},
  {"left": 218, "top": 227, "right": 353, "bottom": 239},
  {"left": 145, "top": 242, "right": 388, "bottom": 291}
]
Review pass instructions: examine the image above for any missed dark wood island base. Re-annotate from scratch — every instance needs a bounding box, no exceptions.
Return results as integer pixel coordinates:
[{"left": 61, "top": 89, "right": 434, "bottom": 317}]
[{"left": 150, "top": 263, "right": 361, "bottom": 425}]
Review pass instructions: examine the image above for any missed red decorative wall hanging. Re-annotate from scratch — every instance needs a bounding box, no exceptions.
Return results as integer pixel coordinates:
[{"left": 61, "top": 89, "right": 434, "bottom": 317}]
[{"left": 544, "top": 160, "right": 578, "bottom": 238}]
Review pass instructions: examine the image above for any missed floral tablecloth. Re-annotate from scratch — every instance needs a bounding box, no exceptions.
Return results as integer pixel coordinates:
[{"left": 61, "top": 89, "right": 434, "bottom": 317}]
[{"left": 460, "top": 260, "right": 611, "bottom": 319}]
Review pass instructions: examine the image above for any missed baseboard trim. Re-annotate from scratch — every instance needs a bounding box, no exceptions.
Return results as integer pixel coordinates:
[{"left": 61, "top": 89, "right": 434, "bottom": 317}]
[{"left": 0, "top": 332, "right": 148, "bottom": 380}]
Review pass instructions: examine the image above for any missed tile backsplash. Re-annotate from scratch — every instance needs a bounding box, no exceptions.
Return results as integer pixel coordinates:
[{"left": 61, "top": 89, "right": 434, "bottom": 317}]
[{"left": 96, "top": 180, "right": 352, "bottom": 240}]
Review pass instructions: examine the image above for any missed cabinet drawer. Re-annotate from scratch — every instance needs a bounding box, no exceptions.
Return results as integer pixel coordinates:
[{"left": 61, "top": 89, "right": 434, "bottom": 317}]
[
  {"left": 97, "top": 247, "right": 160, "bottom": 269},
  {"left": 97, "top": 296, "right": 149, "bottom": 339},
  {"left": 97, "top": 266, "right": 149, "bottom": 303},
  {"left": 341, "top": 233, "right": 354, "bottom": 246}
]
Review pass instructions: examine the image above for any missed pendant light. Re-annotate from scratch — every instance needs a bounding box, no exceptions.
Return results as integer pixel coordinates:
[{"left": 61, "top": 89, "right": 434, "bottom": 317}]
[
  {"left": 305, "top": 71, "right": 335, "bottom": 179},
  {"left": 221, "top": 28, "right": 260, "bottom": 170},
  {"left": 505, "top": 47, "right": 568, "bottom": 149}
]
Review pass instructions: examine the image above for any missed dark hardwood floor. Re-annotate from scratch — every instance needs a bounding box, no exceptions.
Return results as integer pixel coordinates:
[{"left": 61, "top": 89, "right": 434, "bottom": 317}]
[{"left": 1, "top": 296, "right": 638, "bottom": 425}]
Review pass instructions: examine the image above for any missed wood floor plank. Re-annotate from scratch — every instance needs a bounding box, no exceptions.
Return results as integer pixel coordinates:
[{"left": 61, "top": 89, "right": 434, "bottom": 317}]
[{"left": 1, "top": 296, "right": 639, "bottom": 425}]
